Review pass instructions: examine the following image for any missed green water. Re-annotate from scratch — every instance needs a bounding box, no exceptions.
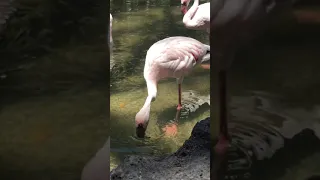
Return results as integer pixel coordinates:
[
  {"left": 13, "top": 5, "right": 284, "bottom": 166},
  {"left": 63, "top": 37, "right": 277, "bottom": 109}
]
[{"left": 110, "top": 0, "right": 210, "bottom": 170}]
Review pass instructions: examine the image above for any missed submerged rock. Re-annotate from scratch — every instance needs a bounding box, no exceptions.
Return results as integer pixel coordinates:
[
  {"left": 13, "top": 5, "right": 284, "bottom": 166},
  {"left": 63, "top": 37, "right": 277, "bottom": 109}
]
[{"left": 110, "top": 117, "right": 211, "bottom": 180}]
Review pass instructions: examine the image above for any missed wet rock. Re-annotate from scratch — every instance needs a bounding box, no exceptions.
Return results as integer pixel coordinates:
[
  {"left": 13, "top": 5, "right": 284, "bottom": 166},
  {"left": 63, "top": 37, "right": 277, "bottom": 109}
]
[{"left": 110, "top": 117, "right": 210, "bottom": 180}]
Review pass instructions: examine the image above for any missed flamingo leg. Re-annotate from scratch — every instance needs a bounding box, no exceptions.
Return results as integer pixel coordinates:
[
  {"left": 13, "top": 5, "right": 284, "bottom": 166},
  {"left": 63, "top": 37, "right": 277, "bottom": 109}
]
[
  {"left": 174, "top": 108, "right": 181, "bottom": 122},
  {"left": 213, "top": 70, "right": 230, "bottom": 180},
  {"left": 176, "top": 77, "right": 184, "bottom": 111},
  {"left": 215, "top": 70, "right": 230, "bottom": 154},
  {"left": 173, "top": 85, "right": 182, "bottom": 126},
  {"left": 177, "top": 83, "right": 183, "bottom": 110}
]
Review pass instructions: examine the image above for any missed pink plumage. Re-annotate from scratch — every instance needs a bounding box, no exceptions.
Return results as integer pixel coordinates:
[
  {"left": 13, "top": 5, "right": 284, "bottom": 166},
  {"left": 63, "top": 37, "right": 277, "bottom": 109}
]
[{"left": 135, "top": 36, "right": 210, "bottom": 138}]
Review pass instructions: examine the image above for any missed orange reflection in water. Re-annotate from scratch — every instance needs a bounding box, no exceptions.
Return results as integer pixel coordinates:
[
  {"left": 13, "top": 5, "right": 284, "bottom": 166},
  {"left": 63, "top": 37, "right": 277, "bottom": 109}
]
[{"left": 162, "top": 122, "right": 178, "bottom": 137}]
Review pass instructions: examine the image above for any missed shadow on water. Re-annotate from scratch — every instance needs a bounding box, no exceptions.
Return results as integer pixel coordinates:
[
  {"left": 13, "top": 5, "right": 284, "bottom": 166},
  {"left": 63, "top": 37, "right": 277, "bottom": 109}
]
[
  {"left": 218, "top": 92, "right": 320, "bottom": 180},
  {"left": 0, "top": 0, "right": 109, "bottom": 179},
  {"left": 222, "top": 2, "right": 320, "bottom": 179},
  {"left": 110, "top": 0, "right": 210, "bottom": 170},
  {"left": 231, "top": 3, "right": 320, "bottom": 108}
]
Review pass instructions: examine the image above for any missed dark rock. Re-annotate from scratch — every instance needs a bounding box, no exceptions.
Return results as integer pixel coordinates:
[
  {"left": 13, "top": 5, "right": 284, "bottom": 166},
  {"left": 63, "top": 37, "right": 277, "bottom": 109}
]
[{"left": 110, "top": 117, "right": 211, "bottom": 180}]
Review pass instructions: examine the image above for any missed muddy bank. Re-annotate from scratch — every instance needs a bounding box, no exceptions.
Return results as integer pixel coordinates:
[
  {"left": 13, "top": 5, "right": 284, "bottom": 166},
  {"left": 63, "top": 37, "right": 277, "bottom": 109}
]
[{"left": 110, "top": 117, "right": 211, "bottom": 180}]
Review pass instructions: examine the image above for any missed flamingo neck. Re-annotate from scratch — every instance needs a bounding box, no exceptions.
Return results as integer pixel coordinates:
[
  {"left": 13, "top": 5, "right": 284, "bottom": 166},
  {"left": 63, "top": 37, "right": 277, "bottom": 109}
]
[
  {"left": 136, "top": 96, "right": 153, "bottom": 125},
  {"left": 136, "top": 79, "right": 157, "bottom": 126},
  {"left": 183, "top": 0, "right": 199, "bottom": 22},
  {"left": 110, "top": 14, "right": 113, "bottom": 45},
  {"left": 146, "top": 79, "right": 157, "bottom": 101},
  {"left": 110, "top": 27, "right": 112, "bottom": 42}
]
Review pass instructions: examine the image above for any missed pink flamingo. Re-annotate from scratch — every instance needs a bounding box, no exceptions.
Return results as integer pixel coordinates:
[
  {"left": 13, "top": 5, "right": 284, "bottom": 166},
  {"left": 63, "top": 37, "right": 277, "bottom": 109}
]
[
  {"left": 180, "top": 0, "right": 210, "bottom": 33},
  {"left": 135, "top": 36, "right": 210, "bottom": 138}
]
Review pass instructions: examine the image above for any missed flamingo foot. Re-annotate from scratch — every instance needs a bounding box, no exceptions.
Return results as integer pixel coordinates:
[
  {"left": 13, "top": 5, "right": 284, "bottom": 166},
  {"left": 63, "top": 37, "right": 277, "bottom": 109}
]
[
  {"left": 177, "top": 104, "right": 183, "bottom": 111},
  {"left": 214, "top": 135, "right": 230, "bottom": 156}
]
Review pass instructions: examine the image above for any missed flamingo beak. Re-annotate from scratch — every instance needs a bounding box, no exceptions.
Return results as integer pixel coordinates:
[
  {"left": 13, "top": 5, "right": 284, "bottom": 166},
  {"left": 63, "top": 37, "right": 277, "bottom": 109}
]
[
  {"left": 181, "top": 3, "right": 187, "bottom": 14},
  {"left": 136, "top": 124, "right": 146, "bottom": 138}
]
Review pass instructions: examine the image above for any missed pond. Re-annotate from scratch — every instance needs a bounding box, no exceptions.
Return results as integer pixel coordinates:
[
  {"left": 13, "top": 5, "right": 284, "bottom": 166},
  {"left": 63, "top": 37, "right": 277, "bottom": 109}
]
[
  {"left": 110, "top": 1, "right": 320, "bottom": 179},
  {"left": 109, "top": 0, "right": 210, "bottom": 170},
  {"left": 110, "top": 2, "right": 320, "bottom": 179}
]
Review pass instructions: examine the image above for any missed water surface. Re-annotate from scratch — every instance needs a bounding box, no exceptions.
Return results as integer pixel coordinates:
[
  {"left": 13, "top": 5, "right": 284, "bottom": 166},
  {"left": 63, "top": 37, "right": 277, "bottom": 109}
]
[
  {"left": 110, "top": 0, "right": 211, "bottom": 169},
  {"left": 110, "top": 1, "right": 320, "bottom": 179}
]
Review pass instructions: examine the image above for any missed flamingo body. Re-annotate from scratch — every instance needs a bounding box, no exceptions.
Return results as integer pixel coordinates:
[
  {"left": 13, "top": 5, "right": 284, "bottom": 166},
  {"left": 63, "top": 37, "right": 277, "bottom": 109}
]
[
  {"left": 144, "top": 36, "right": 209, "bottom": 81},
  {"left": 135, "top": 36, "right": 210, "bottom": 138}
]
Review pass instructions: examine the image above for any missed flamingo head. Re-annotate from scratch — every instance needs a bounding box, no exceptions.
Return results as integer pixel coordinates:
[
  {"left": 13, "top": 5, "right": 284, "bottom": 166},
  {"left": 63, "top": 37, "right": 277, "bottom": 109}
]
[
  {"left": 135, "top": 101, "right": 151, "bottom": 138},
  {"left": 180, "top": 0, "right": 190, "bottom": 14}
]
